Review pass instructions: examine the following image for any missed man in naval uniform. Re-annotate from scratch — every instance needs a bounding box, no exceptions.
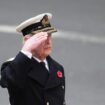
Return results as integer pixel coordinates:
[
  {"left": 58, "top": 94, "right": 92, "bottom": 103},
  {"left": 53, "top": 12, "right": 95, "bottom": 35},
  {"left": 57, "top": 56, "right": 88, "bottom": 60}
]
[{"left": 0, "top": 13, "right": 66, "bottom": 105}]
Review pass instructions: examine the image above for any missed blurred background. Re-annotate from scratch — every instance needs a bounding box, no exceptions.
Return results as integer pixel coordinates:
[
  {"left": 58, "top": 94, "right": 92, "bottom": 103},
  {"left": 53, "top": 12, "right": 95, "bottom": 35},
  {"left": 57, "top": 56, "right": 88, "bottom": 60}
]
[{"left": 0, "top": 0, "right": 105, "bottom": 105}]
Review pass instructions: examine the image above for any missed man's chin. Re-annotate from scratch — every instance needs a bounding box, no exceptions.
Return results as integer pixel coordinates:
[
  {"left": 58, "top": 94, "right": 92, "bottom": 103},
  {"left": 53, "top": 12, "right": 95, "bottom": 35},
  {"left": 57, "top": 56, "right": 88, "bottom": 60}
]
[{"left": 45, "top": 51, "right": 52, "bottom": 56}]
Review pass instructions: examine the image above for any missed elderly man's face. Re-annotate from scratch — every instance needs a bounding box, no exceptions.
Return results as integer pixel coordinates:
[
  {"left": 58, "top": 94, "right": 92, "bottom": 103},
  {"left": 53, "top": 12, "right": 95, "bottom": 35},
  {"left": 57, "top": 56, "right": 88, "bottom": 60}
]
[
  {"left": 23, "top": 33, "right": 53, "bottom": 60},
  {"left": 34, "top": 33, "right": 52, "bottom": 59}
]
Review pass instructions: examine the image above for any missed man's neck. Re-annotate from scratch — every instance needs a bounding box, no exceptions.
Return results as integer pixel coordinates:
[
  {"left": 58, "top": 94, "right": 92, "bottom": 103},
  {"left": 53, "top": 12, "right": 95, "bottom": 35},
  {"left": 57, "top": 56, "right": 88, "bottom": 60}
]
[{"left": 33, "top": 56, "right": 46, "bottom": 62}]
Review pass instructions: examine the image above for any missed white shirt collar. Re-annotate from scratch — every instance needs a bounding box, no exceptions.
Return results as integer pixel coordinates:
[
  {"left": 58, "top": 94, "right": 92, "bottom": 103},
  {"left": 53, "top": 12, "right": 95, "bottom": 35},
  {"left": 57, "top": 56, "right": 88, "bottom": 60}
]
[
  {"left": 33, "top": 56, "right": 42, "bottom": 63},
  {"left": 33, "top": 56, "right": 49, "bottom": 70}
]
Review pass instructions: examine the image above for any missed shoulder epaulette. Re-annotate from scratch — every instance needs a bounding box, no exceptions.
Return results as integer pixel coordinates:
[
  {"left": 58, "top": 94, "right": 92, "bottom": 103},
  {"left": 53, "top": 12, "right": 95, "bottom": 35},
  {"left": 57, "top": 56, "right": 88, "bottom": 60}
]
[{"left": 6, "top": 57, "right": 15, "bottom": 62}]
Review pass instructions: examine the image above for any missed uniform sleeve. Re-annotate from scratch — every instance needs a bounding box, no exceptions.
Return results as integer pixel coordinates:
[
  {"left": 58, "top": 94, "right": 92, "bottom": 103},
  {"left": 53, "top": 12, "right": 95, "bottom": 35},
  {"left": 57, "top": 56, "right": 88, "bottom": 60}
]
[{"left": 0, "top": 52, "right": 32, "bottom": 88}]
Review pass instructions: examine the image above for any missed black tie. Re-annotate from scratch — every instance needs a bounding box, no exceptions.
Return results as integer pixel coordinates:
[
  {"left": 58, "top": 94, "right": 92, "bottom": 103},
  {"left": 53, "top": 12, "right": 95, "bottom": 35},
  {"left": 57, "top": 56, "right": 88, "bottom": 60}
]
[
  {"left": 40, "top": 62, "right": 45, "bottom": 67},
  {"left": 40, "top": 62, "right": 49, "bottom": 71}
]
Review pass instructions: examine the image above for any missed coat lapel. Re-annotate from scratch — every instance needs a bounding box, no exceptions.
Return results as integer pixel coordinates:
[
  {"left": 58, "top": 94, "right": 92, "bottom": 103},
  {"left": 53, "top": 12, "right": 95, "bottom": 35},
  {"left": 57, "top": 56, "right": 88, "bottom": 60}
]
[
  {"left": 45, "top": 56, "right": 64, "bottom": 89},
  {"left": 28, "top": 58, "right": 49, "bottom": 86},
  {"left": 28, "top": 56, "right": 64, "bottom": 88}
]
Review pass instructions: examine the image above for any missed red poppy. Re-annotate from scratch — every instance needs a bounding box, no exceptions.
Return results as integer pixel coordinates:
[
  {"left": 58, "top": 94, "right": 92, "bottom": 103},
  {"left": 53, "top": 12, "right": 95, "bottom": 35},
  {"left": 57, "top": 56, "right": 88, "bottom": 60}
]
[{"left": 57, "top": 70, "right": 63, "bottom": 78}]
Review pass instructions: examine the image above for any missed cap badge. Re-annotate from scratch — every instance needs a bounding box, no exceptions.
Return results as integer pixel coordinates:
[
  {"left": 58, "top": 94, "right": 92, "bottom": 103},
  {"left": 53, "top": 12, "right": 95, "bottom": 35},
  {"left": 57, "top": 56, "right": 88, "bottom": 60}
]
[
  {"left": 57, "top": 70, "right": 63, "bottom": 78},
  {"left": 41, "top": 15, "right": 51, "bottom": 27}
]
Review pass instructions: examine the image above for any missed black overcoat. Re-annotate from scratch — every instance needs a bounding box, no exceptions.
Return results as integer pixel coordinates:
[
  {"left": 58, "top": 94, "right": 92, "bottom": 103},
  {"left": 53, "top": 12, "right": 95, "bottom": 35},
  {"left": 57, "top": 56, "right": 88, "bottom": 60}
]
[{"left": 0, "top": 52, "right": 65, "bottom": 105}]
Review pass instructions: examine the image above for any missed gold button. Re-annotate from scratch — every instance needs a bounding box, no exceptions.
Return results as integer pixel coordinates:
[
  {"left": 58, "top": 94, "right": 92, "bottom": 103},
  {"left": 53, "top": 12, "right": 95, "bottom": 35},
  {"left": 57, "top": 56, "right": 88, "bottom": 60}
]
[
  {"left": 62, "top": 85, "right": 64, "bottom": 89},
  {"left": 46, "top": 101, "right": 49, "bottom": 105}
]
